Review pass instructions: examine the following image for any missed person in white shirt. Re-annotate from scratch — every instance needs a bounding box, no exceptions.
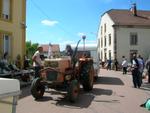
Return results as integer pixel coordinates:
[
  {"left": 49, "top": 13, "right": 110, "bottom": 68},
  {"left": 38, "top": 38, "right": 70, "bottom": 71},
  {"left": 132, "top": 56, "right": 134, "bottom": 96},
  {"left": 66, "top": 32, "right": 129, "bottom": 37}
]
[
  {"left": 32, "top": 45, "right": 44, "bottom": 78},
  {"left": 122, "top": 56, "right": 128, "bottom": 74}
]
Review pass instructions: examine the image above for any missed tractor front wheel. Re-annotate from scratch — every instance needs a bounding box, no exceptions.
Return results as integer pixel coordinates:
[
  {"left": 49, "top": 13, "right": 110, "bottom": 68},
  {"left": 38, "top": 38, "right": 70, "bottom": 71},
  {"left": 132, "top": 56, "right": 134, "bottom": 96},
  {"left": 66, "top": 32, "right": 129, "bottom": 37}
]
[
  {"left": 68, "top": 79, "right": 80, "bottom": 102},
  {"left": 31, "top": 78, "right": 45, "bottom": 99}
]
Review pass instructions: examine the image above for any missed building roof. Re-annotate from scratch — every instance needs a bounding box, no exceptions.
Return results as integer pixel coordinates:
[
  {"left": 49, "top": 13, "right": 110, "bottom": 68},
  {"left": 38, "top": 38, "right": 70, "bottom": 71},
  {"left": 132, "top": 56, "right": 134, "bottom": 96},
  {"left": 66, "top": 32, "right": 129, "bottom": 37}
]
[
  {"left": 41, "top": 44, "right": 60, "bottom": 52},
  {"left": 106, "top": 9, "right": 150, "bottom": 26}
]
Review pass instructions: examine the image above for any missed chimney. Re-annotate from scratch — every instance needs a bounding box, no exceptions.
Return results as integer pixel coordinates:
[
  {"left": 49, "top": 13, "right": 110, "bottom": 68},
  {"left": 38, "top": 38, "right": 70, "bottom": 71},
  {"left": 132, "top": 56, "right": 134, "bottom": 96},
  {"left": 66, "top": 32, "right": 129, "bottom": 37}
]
[{"left": 131, "top": 3, "right": 137, "bottom": 16}]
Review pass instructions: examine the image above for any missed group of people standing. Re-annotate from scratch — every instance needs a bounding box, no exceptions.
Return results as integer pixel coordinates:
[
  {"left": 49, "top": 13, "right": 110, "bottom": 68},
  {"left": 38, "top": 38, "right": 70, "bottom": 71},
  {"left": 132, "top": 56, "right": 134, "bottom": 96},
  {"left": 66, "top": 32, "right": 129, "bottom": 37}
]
[
  {"left": 105, "top": 53, "right": 150, "bottom": 88},
  {"left": 122, "top": 53, "right": 150, "bottom": 88}
]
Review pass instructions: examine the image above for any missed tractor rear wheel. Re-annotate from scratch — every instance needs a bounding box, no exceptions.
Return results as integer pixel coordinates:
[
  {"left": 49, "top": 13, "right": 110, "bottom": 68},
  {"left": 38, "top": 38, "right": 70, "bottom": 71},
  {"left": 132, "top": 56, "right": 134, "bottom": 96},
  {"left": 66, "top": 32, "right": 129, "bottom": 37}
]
[{"left": 81, "top": 63, "right": 94, "bottom": 91}]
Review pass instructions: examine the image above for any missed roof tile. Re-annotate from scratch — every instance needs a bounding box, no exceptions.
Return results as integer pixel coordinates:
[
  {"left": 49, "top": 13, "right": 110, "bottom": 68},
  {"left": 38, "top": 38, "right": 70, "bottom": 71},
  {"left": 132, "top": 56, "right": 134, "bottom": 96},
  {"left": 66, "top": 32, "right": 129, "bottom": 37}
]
[{"left": 107, "top": 9, "right": 150, "bottom": 26}]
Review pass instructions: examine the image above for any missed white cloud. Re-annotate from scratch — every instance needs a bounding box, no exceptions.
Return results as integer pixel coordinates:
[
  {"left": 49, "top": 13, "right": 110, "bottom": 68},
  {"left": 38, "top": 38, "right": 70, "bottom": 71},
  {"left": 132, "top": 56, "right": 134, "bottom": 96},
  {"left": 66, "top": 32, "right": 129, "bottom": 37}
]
[{"left": 41, "top": 19, "right": 58, "bottom": 26}]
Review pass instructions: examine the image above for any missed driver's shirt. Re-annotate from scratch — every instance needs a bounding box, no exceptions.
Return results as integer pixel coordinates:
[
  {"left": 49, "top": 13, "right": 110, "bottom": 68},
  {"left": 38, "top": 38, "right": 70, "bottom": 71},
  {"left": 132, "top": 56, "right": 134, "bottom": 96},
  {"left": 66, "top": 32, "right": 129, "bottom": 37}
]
[{"left": 33, "top": 51, "right": 42, "bottom": 67}]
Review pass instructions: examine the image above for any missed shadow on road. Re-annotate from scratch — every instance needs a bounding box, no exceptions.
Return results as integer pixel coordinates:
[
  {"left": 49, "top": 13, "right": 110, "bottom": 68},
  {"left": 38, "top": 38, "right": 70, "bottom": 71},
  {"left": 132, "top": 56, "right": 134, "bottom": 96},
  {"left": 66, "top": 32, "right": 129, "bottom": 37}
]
[
  {"left": 95, "top": 76, "right": 124, "bottom": 85},
  {"left": 94, "top": 99, "right": 120, "bottom": 103},
  {"left": 35, "top": 96, "right": 53, "bottom": 102},
  {"left": 55, "top": 93, "right": 94, "bottom": 108},
  {"left": 19, "top": 85, "right": 113, "bottom": 108},
  {"left": 91, "top": 88, "right": 112, "bottom": 96},
  {"left": 54, "top": 88, "right": 112, "bottom": 108},
  {"left": 19, "top": 86, "right": 31, "bottom": 99}
]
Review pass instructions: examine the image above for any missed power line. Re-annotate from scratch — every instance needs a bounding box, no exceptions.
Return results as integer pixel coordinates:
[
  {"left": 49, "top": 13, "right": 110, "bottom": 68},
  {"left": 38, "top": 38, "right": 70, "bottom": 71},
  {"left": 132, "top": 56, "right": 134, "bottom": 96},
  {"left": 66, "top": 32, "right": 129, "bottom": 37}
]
[
  {"left": 29, "top": 0, "right": 77, "bottom": 38},
  {"left": 30, "top": 0, "right": 51, "bottom": 19}
]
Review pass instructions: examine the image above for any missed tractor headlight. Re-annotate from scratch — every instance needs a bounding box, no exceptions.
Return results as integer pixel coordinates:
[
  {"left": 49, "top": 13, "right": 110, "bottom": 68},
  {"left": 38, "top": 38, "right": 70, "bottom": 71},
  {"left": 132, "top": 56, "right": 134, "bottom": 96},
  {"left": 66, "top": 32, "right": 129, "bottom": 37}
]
[{"left": 65, "top": 75, "right": 71, "bottom": 80}]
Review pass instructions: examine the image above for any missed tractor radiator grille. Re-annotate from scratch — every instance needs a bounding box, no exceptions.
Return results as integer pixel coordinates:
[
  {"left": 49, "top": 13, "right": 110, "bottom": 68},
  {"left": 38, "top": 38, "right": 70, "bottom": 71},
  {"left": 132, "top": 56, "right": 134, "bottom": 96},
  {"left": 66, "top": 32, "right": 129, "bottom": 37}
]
[{"left": 46, "top": 71, "right": 58, "bottom": 81}]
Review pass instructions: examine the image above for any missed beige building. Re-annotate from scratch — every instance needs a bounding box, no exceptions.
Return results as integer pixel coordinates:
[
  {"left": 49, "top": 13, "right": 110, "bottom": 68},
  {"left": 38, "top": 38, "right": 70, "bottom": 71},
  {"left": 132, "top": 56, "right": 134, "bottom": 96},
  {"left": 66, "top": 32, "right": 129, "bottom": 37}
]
[
  {"left": 0, "top": 0, "right": 26, "bottom": 66},
  {"left": 97, "top": 4, "right": 150, "bottom": 64}
]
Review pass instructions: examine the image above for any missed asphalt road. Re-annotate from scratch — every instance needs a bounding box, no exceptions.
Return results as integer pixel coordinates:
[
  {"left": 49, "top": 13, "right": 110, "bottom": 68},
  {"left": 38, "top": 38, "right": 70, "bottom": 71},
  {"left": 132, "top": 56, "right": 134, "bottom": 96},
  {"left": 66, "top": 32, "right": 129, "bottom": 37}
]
[{"left": 16, "top": 69, "right": 150, "bottom": 113}]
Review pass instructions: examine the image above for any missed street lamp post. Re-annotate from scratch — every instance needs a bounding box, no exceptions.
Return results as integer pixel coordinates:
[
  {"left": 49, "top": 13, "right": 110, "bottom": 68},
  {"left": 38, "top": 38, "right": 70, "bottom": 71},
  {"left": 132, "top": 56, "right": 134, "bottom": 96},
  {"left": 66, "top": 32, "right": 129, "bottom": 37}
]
[{"left": 82, "top": 35, "right": 86, "bottom": 51}]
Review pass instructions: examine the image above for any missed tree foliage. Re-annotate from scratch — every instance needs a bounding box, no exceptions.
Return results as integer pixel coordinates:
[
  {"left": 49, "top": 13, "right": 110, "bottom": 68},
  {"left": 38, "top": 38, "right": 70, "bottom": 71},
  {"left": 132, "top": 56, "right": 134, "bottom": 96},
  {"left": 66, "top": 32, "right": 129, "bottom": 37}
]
[{"left": 26, "top": 41, "right": 39, "bottom": 58}]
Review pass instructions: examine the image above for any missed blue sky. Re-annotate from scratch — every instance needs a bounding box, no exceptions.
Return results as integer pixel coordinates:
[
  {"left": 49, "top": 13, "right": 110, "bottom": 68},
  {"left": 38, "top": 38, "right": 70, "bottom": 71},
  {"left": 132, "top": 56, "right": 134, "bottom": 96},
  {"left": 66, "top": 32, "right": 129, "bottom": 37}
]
[{"left": 26, "top": 0, "right": 150, "bottom": 50}]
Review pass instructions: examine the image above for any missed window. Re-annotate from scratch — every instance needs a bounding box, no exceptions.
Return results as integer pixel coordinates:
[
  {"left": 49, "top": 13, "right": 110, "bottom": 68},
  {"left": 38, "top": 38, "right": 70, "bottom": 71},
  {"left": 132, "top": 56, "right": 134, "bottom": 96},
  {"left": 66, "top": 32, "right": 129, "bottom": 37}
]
[
  {"left": 101, "top": 37, "right": 103, "bottom": 47},
  {"left": 0, "top": 0, "right": 2, "bottom": 17},
  {"left": 130, "top": 33, "right": 138, "bottom": 45},
  {"left": 0, "top": 0, "right": 11, "bottom": 20},
  {"left": 101, "top": 51, "right": 103, "bottom": 60},
  {"left": 3, "top": 34, "right": 11, "bottom": 54},
  {"left": 98, "top": 38, "right": 100, "bottom": 47},
  {"left": 109, "top": 34, "right": 111, "bottom": 46},
  {"left": 104, "top": 36, "right": 106, "bottom": 47},
  {"left": 109, "top": 50, "right": 111, "bottom": 59},
  {"left": 104, "top": 23, "right": 106, "bottom": 33},
  {"left": 104, "top": 52, "right": 107, "bottom": 61}
]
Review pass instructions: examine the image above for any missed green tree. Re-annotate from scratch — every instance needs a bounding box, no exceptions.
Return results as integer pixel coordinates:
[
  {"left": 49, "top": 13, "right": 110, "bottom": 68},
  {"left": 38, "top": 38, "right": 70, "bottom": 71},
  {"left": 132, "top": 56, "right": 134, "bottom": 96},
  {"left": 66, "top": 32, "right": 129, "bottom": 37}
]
[{"left": 26, "top": 41, "right": 39, "bottom": 59}]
